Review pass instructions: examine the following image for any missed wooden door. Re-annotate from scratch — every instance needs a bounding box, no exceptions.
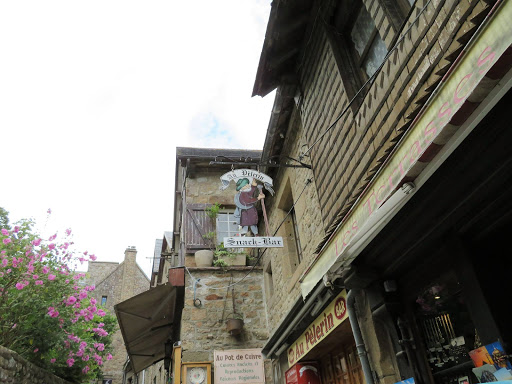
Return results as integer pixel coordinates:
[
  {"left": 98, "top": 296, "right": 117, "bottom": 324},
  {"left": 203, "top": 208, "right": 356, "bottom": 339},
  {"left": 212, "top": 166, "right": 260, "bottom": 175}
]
[
  {"left": 333, "top": 351, "right": 350, "bottom": 384},
  {"left": 321, "top": 345, "right": 365, "bottom": 384},
  {"left": 321, "top": 355, "right": 337, "bottom": 384},
  {"left": 347, "top": 346, "right": 364, "bottom": 384}
]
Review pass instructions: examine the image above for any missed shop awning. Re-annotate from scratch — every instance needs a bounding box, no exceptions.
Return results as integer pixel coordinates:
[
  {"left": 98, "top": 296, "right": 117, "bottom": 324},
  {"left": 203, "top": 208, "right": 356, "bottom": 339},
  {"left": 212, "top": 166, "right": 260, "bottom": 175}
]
[{"left": 114, "top": 283, "right": 178, "bottom": 373}]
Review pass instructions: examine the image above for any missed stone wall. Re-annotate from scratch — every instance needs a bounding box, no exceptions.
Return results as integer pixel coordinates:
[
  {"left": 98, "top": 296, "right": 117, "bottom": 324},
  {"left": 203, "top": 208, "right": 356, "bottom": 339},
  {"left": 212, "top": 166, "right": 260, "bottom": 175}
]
[
  {"left": 262, "top": 107, "right": 326, "bottom": 332},
  {"left": 181, "top": 268, "right": 268, "bottom": 363},
  {"left": 186, "top": 170, "right": 234, "bottom": 209},
  {"left": 0, "top": 345, "right": 72, "bottom": 384},
  {"left": 87, "top": 261, "right": 119, "bottom": 286}
]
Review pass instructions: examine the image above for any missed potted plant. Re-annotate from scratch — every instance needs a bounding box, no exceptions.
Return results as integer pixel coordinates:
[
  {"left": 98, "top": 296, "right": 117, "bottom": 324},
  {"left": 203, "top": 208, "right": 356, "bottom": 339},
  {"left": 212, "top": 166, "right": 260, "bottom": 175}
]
[
  {"left": 213, "top": 258, "right": 228, "bottom": 268},
  {"left": 226, "top": 312, "right": 244, "bottom": 335},
  {"left": 246, "top": 249, "right": 259, "bottom": 266},
  {"left": 213, "top": 243, "right": 247, "bottom": 266}
]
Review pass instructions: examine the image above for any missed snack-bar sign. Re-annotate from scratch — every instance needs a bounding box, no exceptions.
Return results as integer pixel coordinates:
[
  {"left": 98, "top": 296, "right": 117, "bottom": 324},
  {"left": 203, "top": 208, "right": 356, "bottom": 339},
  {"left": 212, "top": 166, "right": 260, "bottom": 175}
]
[
  {"left": 223, "top": 236, "right": 284, "bottom": 248},
  {"left": 287, "top": 290, "right": 348, "bottom": 367}
]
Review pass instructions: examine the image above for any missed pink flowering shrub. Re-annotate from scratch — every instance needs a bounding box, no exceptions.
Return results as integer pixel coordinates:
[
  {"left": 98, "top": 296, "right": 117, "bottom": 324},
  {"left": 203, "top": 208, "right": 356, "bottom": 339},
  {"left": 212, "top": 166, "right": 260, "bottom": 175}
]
[{"left": 0, "top": 212, "right": 116, "bottom": 382}]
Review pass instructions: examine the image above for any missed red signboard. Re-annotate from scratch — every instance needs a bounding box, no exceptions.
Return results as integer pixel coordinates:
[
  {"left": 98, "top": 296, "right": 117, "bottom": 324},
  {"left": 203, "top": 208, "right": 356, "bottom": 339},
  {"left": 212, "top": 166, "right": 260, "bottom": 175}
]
[{"left": 285, "top": 362, "right": 322, "bottom": 384}]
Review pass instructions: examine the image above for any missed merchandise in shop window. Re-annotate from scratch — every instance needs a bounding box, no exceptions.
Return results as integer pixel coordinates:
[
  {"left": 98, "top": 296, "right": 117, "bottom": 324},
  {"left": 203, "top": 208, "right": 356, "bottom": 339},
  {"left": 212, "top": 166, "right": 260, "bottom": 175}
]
[
  {"left": 415, "top": 276, "right": 476, "bottom": 374},
  {"left": 469, "top": 341, "right": 512, "bottom": 382},
  {"left": 393, "top": 378, "right": 415, "bottom": 384}
]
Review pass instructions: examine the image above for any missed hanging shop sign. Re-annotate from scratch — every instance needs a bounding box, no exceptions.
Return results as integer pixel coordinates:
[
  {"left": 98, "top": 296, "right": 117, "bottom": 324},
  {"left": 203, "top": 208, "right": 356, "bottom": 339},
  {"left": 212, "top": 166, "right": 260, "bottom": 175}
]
[
  {"left": 214, "top": 349, "right": 265, "bottom": 384},
  {"left": 299, "top": 0, "right": 512, "bottom": 299},
  {"left": 287, "top": 290, "right": 348, "bottom": 367},
  {"left": 220, "top": 169, "right": 283, "bottom": 248}
]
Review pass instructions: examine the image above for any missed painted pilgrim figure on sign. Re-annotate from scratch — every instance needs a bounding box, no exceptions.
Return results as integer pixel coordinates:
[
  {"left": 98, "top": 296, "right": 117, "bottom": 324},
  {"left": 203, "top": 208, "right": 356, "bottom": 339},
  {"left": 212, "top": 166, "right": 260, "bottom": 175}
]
[{"left": 234, "top": 178, "right": 265, "bottom": 236}]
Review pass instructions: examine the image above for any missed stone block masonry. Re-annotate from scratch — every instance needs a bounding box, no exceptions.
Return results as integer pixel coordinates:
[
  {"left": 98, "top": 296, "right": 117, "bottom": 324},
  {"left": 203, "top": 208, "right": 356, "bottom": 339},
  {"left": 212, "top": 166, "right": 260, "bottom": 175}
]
[
  {"left": 181, "top": 269, "right": 268, "bottom": 363},
  {"left": 0, "top": 345, "right": 72, "bottom": 384}
]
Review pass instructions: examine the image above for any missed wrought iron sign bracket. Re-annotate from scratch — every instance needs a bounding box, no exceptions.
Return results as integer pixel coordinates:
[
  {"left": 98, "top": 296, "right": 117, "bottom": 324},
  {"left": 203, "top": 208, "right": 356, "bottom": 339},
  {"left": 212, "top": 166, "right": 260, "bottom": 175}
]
[{"left": 209, "top": 155, "right": 311, "bottom": 169}]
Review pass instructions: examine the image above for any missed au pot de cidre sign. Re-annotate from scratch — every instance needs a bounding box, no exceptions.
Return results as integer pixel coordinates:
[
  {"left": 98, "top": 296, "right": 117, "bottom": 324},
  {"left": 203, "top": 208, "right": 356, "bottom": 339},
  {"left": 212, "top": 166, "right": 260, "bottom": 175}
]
[
  {"left": 214, "top": 349, "right": 265, "bottom": 384},
  {"left": 220, "top": 169, "right": 283, "bottom": 248}
]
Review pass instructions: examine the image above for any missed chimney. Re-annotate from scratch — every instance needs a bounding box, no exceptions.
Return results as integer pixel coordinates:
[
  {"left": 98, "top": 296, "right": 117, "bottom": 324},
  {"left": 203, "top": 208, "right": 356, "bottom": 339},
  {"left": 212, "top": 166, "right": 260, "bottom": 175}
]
[
  {"left": 124, "top": 246, "right": 137, "bottom": 264},
  {"left": 121, "top": 246, "right": 137, "bottom": 301}
]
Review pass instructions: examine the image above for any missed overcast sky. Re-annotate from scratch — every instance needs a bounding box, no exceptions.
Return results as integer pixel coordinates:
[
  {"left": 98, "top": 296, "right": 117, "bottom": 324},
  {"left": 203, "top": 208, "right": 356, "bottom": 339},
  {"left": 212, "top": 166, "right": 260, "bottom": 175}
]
[{"left": 0, "top": 0, "right": 275, "bottom": 278}]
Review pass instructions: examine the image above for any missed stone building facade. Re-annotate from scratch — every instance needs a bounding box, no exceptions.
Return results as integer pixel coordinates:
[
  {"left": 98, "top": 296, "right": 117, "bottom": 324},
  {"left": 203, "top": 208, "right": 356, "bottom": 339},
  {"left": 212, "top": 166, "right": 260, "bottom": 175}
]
[
  {"left": 87, "top": 247, "right": 150, "bottom": 383},
  {"left": 115, "top": 148, "right": 271, "bottom": 384},
  {"left": 252, "top": 1, "right": 512, "bottom": 384},
  {"left": 181, "top": 269, "right": 268, "bottom": 362},
  {"left": 174, "top": 148, "right": 270, "bottom": 368}
]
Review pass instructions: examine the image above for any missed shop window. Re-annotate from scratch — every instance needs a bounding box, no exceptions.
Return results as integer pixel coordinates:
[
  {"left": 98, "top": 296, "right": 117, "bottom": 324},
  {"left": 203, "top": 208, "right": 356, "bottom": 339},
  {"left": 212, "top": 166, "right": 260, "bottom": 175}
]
[
  {"left": 101, "top": 296, "right": 107, "bottom": 306},
  {"left": 282, "top": 206, "right": 302, "bottom": 272},
  {"left": 334, "top": 2, "right": 388, "bottom": 81},
  {"left": 350, "top": 5, "right": 388, "bottom": 79},
  {"left": 277, "top": 180, "right": 303, "bottom": 274},
  {"left": 326, "top": 1, "right": 409, "bottom": 112},
  {"left": 216, "top": 212, "right": 242, "bottom": 245},
  {"left": 413, "top": 271, "right": 479, "bottom": 383},
  {"left": 290, "top": 207, "right": 303, "bottom": 264}
]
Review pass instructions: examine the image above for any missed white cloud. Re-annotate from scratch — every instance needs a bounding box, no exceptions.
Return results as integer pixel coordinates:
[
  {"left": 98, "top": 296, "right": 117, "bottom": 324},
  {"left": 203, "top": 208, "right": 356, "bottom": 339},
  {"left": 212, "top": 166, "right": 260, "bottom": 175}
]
[{"left": 0, "top": 0, "right": 275, "bottom": 277}]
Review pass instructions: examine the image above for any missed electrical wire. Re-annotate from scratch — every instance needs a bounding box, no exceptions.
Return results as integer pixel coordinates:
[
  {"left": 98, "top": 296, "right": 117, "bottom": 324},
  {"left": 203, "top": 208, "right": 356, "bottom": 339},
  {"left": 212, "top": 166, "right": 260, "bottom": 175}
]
[
  {"left": 184, "top": 0, "right": 433, "bottom": 293},
  {"left": 184, "top": 178, "right": 313, "bottom": 290},
  {"left": 299, "top": 0, "right": 433, "bottom": 161}
]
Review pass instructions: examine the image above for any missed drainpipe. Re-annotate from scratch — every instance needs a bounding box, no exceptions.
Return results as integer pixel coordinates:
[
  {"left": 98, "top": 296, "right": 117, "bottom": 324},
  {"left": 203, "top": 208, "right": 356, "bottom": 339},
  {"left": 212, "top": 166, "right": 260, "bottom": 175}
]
[{"left": 347, "top": 289, "right": 374, "bottom": 384}]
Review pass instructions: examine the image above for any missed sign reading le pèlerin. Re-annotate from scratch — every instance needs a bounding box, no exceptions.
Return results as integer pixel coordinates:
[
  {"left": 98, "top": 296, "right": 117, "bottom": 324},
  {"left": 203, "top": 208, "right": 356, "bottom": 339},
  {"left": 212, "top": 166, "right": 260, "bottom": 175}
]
[{"left": 287, "top": 290, "right": 348, "bottom": 367}]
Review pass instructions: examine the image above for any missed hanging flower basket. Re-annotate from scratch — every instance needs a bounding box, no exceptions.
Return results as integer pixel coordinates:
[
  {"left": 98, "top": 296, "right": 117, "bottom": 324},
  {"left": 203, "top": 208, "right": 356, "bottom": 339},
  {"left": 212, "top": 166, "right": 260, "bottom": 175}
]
[{"left": 226, "top": 313, "right": 244, "bottom": 335}]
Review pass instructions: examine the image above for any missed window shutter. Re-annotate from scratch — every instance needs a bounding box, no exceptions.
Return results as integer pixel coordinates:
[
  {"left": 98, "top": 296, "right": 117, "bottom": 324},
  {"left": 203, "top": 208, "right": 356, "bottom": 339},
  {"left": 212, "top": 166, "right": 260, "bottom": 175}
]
[{"left": 184, "top": 203, "right": 215, "bottom": 253}]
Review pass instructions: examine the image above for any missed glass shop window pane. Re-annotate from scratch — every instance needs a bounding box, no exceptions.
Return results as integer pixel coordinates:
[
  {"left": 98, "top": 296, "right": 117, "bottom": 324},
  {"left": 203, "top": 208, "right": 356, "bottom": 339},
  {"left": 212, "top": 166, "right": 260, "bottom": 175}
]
[
  {"left": 362, "top": 34, "right": 387, "bottom": 78},
  {"left": 216, "top": 213, "right": 242, "bottom": 244},
  {"left": 350, "top": 6, "right": 375, "bottom": 57}
]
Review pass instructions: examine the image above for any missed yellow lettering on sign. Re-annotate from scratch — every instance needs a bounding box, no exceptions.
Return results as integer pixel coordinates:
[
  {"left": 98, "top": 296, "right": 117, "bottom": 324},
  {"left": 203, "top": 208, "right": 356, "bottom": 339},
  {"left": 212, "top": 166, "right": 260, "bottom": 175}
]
[{"left": 287, "top": 290, "right": 348, "bottom": 367}]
